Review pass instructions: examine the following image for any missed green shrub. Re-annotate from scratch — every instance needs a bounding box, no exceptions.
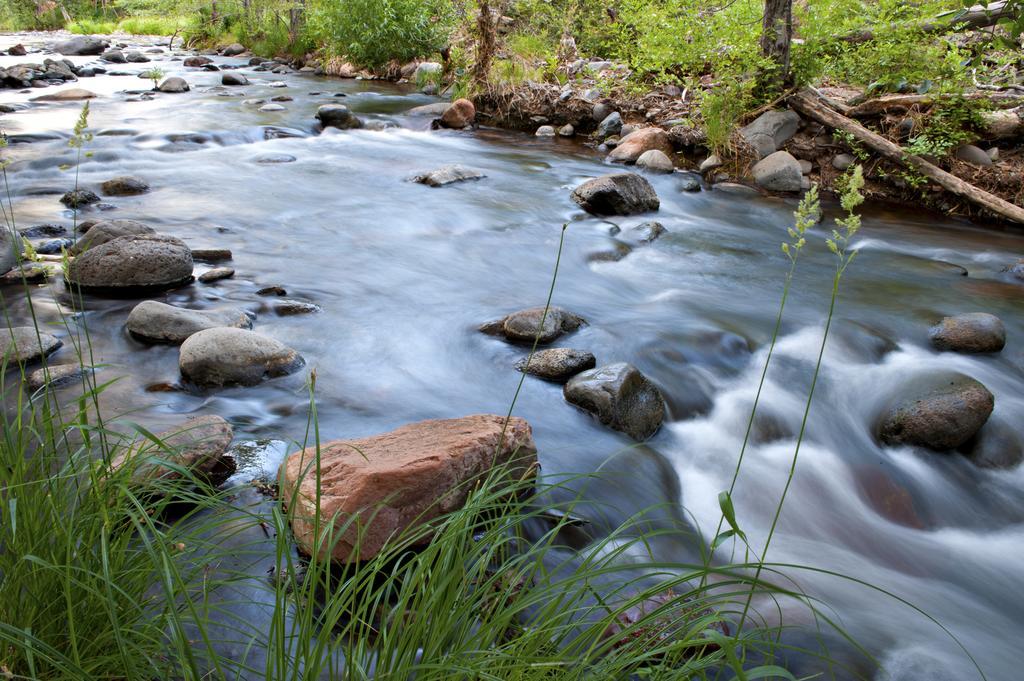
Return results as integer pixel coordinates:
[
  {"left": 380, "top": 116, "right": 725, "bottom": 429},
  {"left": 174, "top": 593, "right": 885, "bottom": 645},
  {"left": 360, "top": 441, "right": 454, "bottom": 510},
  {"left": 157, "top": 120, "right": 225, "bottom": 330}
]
[
  {"left": 117, "top": 15, "right": 185, "bottom": 35},
  {"left": 68, "top": 18, "right": 119, "bottom": 34}
]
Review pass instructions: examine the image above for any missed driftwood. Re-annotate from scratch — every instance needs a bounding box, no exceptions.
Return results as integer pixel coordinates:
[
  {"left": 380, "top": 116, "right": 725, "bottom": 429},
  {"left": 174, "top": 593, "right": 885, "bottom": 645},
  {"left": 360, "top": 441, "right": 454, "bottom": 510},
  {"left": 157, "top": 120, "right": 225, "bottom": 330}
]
[
  {"left": 840, "top": 2, "right": 1015, "bottom": 43},
  {"left": 788, "top": 89, "right": 1024, "bottom": 225},
  {"left": 848, "top": 93, "right": 1024, "bottom": 118}
]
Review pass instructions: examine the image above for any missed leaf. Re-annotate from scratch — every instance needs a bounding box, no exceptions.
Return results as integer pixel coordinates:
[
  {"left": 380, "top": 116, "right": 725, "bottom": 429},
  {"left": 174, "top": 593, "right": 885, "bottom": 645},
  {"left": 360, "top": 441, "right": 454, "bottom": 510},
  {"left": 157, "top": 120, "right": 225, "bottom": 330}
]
[
  {"left": 742, "top": 665, "right": 799, "bottom": 681},
  {"left": 711, "top": 529, "right": 742, "bottom": 551},
  {"left": 718, "top": 490, "right": 740, "bottom": 534}
]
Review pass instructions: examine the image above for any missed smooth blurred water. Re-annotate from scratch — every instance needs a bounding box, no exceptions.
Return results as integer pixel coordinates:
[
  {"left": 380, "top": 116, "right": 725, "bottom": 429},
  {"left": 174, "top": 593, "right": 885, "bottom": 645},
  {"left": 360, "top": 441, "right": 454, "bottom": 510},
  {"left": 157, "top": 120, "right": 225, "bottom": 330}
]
[{"left": 2, "top": 32, "right": 1023, "bottom": 681}]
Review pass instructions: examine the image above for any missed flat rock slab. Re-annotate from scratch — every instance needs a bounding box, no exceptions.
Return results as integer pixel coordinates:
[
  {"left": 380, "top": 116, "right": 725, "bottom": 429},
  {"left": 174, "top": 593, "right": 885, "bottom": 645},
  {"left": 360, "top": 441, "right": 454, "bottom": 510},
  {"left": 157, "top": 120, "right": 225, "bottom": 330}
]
[
  {"left": 3, "top": 327, "right": 62, "bottom": 364},
  {"left": 480, "top": 306, "right": 586, "bottom": 344},
  {"left": 26, "top": 363, "right": 88, "bottom": 391},
  {"left": 66, "top": 234, "right": 194, "bottom": 292},
  {"left": 109, "top": 415, "right": 235, "bottom": 488},
  {"left": 280, "top": 414, "right": 537, "bottom": 563},
  {"left": 412, "top": 165, "right": 485, "bottom": 187},
  {"left": 179, "top": 327, "right": 303, "bottom": 387},
  {"left": 516, "top": 348, "right": 596, "bottom": 382},
  {"left": 571, "top": 173, "right": 659, "bottom": 216},
  {"left": 127, "top": 300, "right": 253, "bottom": 344},
  {"left": 564, "top": 362, "right": 665, "bottom": 441}
]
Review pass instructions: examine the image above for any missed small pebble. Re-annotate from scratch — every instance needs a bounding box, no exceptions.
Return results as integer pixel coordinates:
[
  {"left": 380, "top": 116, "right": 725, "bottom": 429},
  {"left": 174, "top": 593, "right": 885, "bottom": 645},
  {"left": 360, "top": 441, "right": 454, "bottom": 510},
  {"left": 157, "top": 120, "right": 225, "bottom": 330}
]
[{"left": 199, "top": 267, "right": 235, "bottom": 283}]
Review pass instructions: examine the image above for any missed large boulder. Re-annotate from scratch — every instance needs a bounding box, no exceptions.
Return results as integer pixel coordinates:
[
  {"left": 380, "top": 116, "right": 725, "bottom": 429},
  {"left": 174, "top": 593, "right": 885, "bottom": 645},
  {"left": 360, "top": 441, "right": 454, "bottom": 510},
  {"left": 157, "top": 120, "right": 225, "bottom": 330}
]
[
  {"left": 607, "top": 127, "right": 673, "bottom": 164},
  {"left": 929, "top": 313, "right": 1006, "bottom": 354},
  {"left": 279, "top": 414, "right": 537, "bottom": 563},
  {"left": 877, "top": 374, "right": 994, "bottom": 451},
  {"left": 571, "top": 173, "right": 660, "bottom": 216},
  {"left": 158, "top": 77, "right": 190, "bottom": 93},
  {"left": 2, "top": 327, "right": 62, "bottom": 364},
  {"left": 222, "top": 72, "right": 249, "bottom": 86},
  {"left": 101, "top": 49, "right": 127, "bottom": 64},
  {"left": 412, "top": 165, "right": 485, "bottom": 187},
  {"left": 515, "top": 348, "right": 596, "bottom": 382},
  {"left": 69, "top": 219, "right": 154, "bottom": 255},
  {"left": 438, "top": 98, "right": 475, "bottom": 129},
  {"left": 179, "top": 327, "right": 303, "bottom": 387},
  {"left": 101, "top": 176, "right": 150, "bottom": 196},
  {"left": 596, "top": 111, "right": 622, "bottom": 138},
  {"left": 108, "top": 415, "right": 235, "bottom": 488},
  {"left": 752, "top": 151, "right": 804, "bottom": 192},
  {"left": 54, "top": 36, "right": 108, "bottom": 56},
  {"left": 183, "top": 56, "right": 213, "bottom": 67},
  {"left": 740, "top": 109, "right": 801, "bottom": 159},
  {"left": 66, "top": 234, "right": 193, "bottom": 292},
  {"left": 563, "top": 363, "right": 665, "bottom": 441},
  {"left": 480, "top": 306, "right": 586, "bottom": 344},
  {"left": 60, "top": 189, "right": 100, "bottom": 208},
  {"left": 221, "top": 43, "right": 246, "bottom": 56},
  {"left": 316, "top": 104, "right": 362, "bottom": 130},
  {"left": 126, "top": 300, "right": 253, "bottom": 344}
]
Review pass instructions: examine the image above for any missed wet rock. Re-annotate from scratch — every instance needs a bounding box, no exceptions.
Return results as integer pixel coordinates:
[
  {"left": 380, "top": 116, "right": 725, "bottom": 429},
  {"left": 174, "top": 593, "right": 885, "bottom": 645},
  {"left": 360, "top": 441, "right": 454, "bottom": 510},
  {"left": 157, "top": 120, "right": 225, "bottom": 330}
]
[
  {"left": 255, "top": 153, "right": 297, "bottom": 164},
  {"left": 0, "top": 264, "right": 49, "bottom": 285},
  {"left": 954, "top": 144, "right": 993, "bottom": 167},
  {"left": 699, "top": 154, "right": 723, "bottom": 175},
  {"left": 108, "top": 415, "right": 236, "bottom": 488},
  {"left": 877, "top": 374, "right": 994, "bottom": 451},
  {"left": 2, "top": 326, "right": 62, "bottom": 364},
  {"left": 535, "top": 125, "right": 556, "bottom": 136},
  {"left": 279, "top": 414, "right": 536, "bottom": 563},
  {"left": 54, "top": 36, "right": 108, "bottom": 56},
  {"left": 596, "top": 111, "right": 622, "bottom": 139},
  {"left": 35, "top": 238, "right": 74, "bottom": 254},
  {"left": 636, "top": 149, "right": 674, "bottom": 173},
  {"left": 222, "top": 43, "right": 246, "bottom": 57},
  {"left": 158, "top": 77, "right": 189, "bottom": 93},
  {"left": 66, "top": 234, "right": 194, "bottom": 292},
  {"left": 60, "top": 189, "right": 100, "bottom": 208},
  {"left": 222, "top": 72, "right": 249, "bottom": 86},
  {"left": 31, "top": 88, "right": 98, "bottom": 102},
  {"left": 439, "top": 98, "right": 475, "bottom": 129},
  {"left": 316, "top": 104, "right": 362, "bottom": 130},
  {"left": 739, "top": 109, "right": 800, "bottom": 159},
  {"left": 929, "top": 313, "right": 1006, "bottom": 354},
  {"left": 191, "top": 248, "right": 232, "bottom": 262},
  {"left": 184, "top": 56, "right": 212, "bottom": 67},
  {"left": 564, "top": 363, "right": 665, "bottom": 441},
  {"left": 678, "top": 174, "right": 701, "bottom": 192},
  {"left": 259, "top": 103, "right": 286, "bottom": 112},
  {"left": 19, "top": 224, "right": 66, "bottom": 238},
  {"left": 273, "top": 299, "right": 321, "bottom": 316},
  {"left": 127, "top": 300, "right": 252, "bottom": 344},
  {"left": 179, "top": 327, "right": 303, "bottom": 387},
  {"left": 69, "top": 219, "right": 154, "bottom": 255},
  {"left": 607, "top": 127, "right": 673, "bottom": 164},
  {"left": 587, "top": 242, "right": 632, "bottom": 263},
  {"left": 1007, "top": 259, "right": 1024, "bottom": 280},
  {"left": 412, "top": 165, "right": 485, "bottom": 187},
  {"left": 516, "top": 348, "right": 596, "bottom": 382},
  {"left": 26, "top": 363, "right": 87, "bottom": 391},
  {"left": 101, "top": 176, "right": 149, "bottom": 196},
  {"left": 242, "top": 98, "right": 265, "bottom": 107},
  {"left": 102, "top": 49, "right": 127, "bottom": 63},
  {"left": 267, "top": 81, "right": 287, "bottom": 88},
  {"left": 406, "top": 102, "right": 451, "bottom": 117},
  {"left": 480, "top": 306, "right": 586, "bottom": 344},
  {"left": 630, "top": 221, "right": 667, "bottom": 243},
  {"left": 752, "top": 151, "right": 803, "bottom": 192},
  {"left": 257, "top": 285, "right": 286, "bottom": 296},
  {"left": 198, "top": 267, "right": 235, "bottom": 283},
  {"left": 558, "top": 124, "right": 574, "bottom": 137},
  {"left": 0, "top": 230, "right": 18, "bottom": 274},
  {"left": 964, "top": 417, "right": 1023, "bottom": 469},
  {"left": 8, "top": 44, "right": 27, "bottom": 57},
  {"left": 571, "top": 173, "right": 660, "bottom": 216},
  {"left": 202, "top": 64, "right": 220, "bottom": 72},
  {"left": 592, "top": 102, "right": 612, "bottom": 122},
  {"left": 271, "top": 95, "right": 293, "bottom": 102}
]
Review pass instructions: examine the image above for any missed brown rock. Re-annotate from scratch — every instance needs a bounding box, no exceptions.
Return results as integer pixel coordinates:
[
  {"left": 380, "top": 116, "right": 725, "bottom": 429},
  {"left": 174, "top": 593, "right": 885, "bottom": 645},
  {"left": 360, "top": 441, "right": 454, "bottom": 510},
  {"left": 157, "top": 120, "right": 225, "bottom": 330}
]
[
  {"left": 606, "top": 127, "right": 673, "bottom": 164},
  {"left": 108, "top": 415, "right": 235, "bottom": 488},
  {"left": 280, "top": 415, "right": 537, "bottom": 563},
  {"left": 439, "top": 98, "right": 475, "bottom": 129},
  {"left": 31, "top": 88, "right": 98, "bottom": 102}
]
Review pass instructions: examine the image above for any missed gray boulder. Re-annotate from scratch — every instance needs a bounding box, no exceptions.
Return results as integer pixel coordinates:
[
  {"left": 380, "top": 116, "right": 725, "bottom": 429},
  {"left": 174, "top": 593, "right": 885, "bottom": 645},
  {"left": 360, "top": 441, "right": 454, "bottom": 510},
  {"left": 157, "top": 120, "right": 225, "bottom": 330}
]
[
  {"left": 740, "top": 109, "right": 801, "bottom": 159},
  {"left": 833, "top": 153, "right": 855, "bottom": 171},
  {"left": 66, "top": 234, "right": 193, "bottom": 292},
  {"left": 183, "top": 56, "right": 213, "bottom": 67},
  {"left": 877, "top": 374, "right": 994, "bottom": 451},
  {"left": 752, "top": 151, "right": 804, "bottom": 192},
  {"left": 3, "top": 326, "right": 62, "bottom": 364},
  {"left": 406, "top": 102, "right": 451, "bottom": 117},
  {"left": 929, "top": 313, "right": 1006, "bottom": 354},
  {"left": 316, "top": 104, "right": 362, "bottom": 130},
  {"left": 126, "top": 300, "right": 253, "bottom": 344},
  {"left": 0, "top": 230, "right": 20, "bottom": 274},
  {"left": 60, "top": 189, "right": 100, "bottom": 208},
  {"left": 480, "top": 306, "right": 586, "bottom": 345},
  {"left": 108, "top": 415, "right": 235, "bottom": 488},
  {"left": 535, "top": 125, "right": 556, "bottom": 137},
  {"left": 125, "top": 51, "right": 150, "bottom": 63},
  {"left": 26, "top": 363, "right": 88, "bottom": 391},
  {"left": 516, "top": 348, "right": 596, "bottom": 382},
  {"left": 69, "top": 219, "right": 154, "bottom": 255},
  {"left": 101, "top": 176, "right": 149, "bottom": 196},
  {"left": 564, "top": 363, "right": 665, "bottom": 441},
  {"left": 596, "top": 111, "right": 622, "bottom": 138},
  {"left": 54, "top": 36, "right": 108, "bottom": 56},
  {"left": 198, "top": 267, "right": 235, "bottom": 282},
  {"left": 636, "top": 149, "right": 674, "bottom": 173},
  {"left": 571, "top": 173, "right": 660, "bottom": 216},
  {"left": 954, "top": 144, "right": 993, "bottom": 167},
  {"left": 222, "top": 72, "right": 249, "bottom": 86},
  {"left": 222, "top": 43, "right": 246, "bottom": 57},
  {"left": 158, "top": 77, "right": 190, "bottom": 93},
  {"left": 101, "top": 49, "right": 127, "bottom": 63},
  {"left": 179, "top": 327, "right": 303, "bottom": 387},
  {"left": 412, "top": 165, "right": 485, "bottom": 187}
]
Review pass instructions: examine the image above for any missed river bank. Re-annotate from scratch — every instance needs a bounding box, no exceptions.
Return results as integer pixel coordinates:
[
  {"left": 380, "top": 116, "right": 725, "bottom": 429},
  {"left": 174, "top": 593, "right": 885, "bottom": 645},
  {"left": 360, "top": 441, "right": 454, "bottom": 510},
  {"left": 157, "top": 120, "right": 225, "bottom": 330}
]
[{"left": 2, "top": 29, "right": 1024, "bottom": 680}]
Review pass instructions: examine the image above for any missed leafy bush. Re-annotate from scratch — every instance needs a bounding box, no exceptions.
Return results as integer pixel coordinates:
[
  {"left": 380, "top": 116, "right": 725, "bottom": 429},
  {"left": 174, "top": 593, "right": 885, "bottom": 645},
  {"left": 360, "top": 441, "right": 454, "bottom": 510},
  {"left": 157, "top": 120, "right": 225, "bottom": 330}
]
[{"left": 307, "top": 0, "right": 455, "bottom": 68}]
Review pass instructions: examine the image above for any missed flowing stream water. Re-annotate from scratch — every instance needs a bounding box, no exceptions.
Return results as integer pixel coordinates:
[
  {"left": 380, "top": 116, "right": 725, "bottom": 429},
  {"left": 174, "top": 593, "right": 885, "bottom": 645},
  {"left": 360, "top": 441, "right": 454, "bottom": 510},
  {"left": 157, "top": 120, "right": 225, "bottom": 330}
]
[{"left": 2, "top": 32, "right": 1023, "bottom": 681}]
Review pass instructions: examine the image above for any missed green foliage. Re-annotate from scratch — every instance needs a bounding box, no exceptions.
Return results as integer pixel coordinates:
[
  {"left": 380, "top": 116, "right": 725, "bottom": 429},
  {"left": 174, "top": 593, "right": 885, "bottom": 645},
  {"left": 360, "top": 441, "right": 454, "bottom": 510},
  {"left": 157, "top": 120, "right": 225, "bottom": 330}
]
[
  {"left": 68, "top": 18, "right": 119, "bottom": 34},
  {"left": 307, "top": 0, "right": 455, "bottom": 68},
  {"left": 141, "top": 67, "right": 165, "bottom": 89},
  {"left": 700, "top": 79, "right": 756, "bottom": 155},
  {"left": 905, "top": 96, "right": 986, "bottom": 158}
]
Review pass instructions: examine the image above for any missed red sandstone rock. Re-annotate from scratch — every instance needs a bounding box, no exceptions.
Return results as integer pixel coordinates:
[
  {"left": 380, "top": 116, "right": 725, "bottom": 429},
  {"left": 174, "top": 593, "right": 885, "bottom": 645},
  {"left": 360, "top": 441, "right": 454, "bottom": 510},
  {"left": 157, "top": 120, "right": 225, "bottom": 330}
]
[
  {"left": 607, "top": 127, "right": 673, "bottom": 164},
  {"left": 440, "top": 98, "right": 476, "bottom": 129}
]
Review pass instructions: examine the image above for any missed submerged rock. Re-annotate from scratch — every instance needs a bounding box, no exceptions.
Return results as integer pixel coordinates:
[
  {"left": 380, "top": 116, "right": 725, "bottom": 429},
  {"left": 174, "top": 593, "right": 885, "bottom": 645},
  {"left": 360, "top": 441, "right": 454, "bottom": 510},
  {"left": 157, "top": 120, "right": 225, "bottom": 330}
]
[
  {"left": 60, "top": 189, "right": 100, "bottom": 208},
  {"left": 877, "top": 374, "right": 994, "bottom": 451},
  {"left": 26, "top": 363, "right": 88, "bottom": 391},
  {"left": 515, "top": 348, "right": 596, "bottom": 382},
  {"left": 2, "top": 326, "right": 62, "bottom": 364},
  {"left": 108, "top": 415, "right": 235, "bottom": 488},
  {"left": 66, "top": 234, "right": 194, "bottom": 292},
  {"left": 412, "top": 165, "right": 485, "bottom": 187},
  {"left": 183, "top": 56, "right": 213, "bottom": 67},
  {"left": 126, "top": 300, "right": 253, "bottom": 344},
  {"left": 54, "top": 36, "right": 108, "bottom": 56},
  {"left": 179, "top": 327, "right": 303, "bottom": 387},
  {"left": 480, "top": 306, "right": 586, "bottom": 344},
  {"left": 279, "top": 414, "right": 537, "bottom": 563},
  {"left": 563, "top": 363, "right": 665, "bottom": 441},
  {"left": 222, "top": 72, "right": 249, "bottom": 86},
  {"left": 965, "top": 416, "right": 1023, "bottom": 469},
  {"left": 929, "top": 313, "right": 1006, "bottom": 354},
  {"left": 101, "top": 176, "right": 150, "bottom": 196},
  {"left": 316, "top": 104, "right": 362, "bottom": 130},
  {"left": 571, "top": 173, "right": 660, "bottom": 216}
]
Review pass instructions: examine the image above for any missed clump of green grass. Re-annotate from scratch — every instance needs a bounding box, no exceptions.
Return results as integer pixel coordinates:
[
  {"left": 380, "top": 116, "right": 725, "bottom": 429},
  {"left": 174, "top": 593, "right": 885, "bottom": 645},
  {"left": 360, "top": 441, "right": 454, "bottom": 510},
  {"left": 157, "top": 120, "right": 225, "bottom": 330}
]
[
  {"left": 68, "top": 18, "right": 118, "bottom": 35},
  {"left": 117, "top": 15, "right": 185, "bottom": 36}
]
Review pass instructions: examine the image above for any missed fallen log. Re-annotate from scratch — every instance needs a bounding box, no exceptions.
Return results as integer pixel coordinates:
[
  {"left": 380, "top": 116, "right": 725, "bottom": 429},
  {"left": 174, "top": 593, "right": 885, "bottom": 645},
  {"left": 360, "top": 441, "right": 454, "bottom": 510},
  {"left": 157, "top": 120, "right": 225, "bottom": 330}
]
[
  {"left": 840, "top": 2, "right": 1015, "bottom": 43},
  {"left": 788, "top": 89, "right": 1024, "bottom": 225},
  {"left": 848, "top": 93, "right": 1024, "bottom": 118}
]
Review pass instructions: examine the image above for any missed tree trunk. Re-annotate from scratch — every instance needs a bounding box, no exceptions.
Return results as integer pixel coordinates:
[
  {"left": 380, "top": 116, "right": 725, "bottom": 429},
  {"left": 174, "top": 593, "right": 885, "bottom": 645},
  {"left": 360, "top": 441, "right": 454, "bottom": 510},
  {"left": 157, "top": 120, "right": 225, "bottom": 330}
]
[
  {"left": 759, "top": 0, "right": 793, "bottom": 93},
  {"left": 473, "top": 0, "right": 497, "bottom": 89},
  {"left": 289, "top": 0, "right": 305, "bottom": 44},
  {"left": 211, "top": 0, "right": 219, "bottom": 25}
]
